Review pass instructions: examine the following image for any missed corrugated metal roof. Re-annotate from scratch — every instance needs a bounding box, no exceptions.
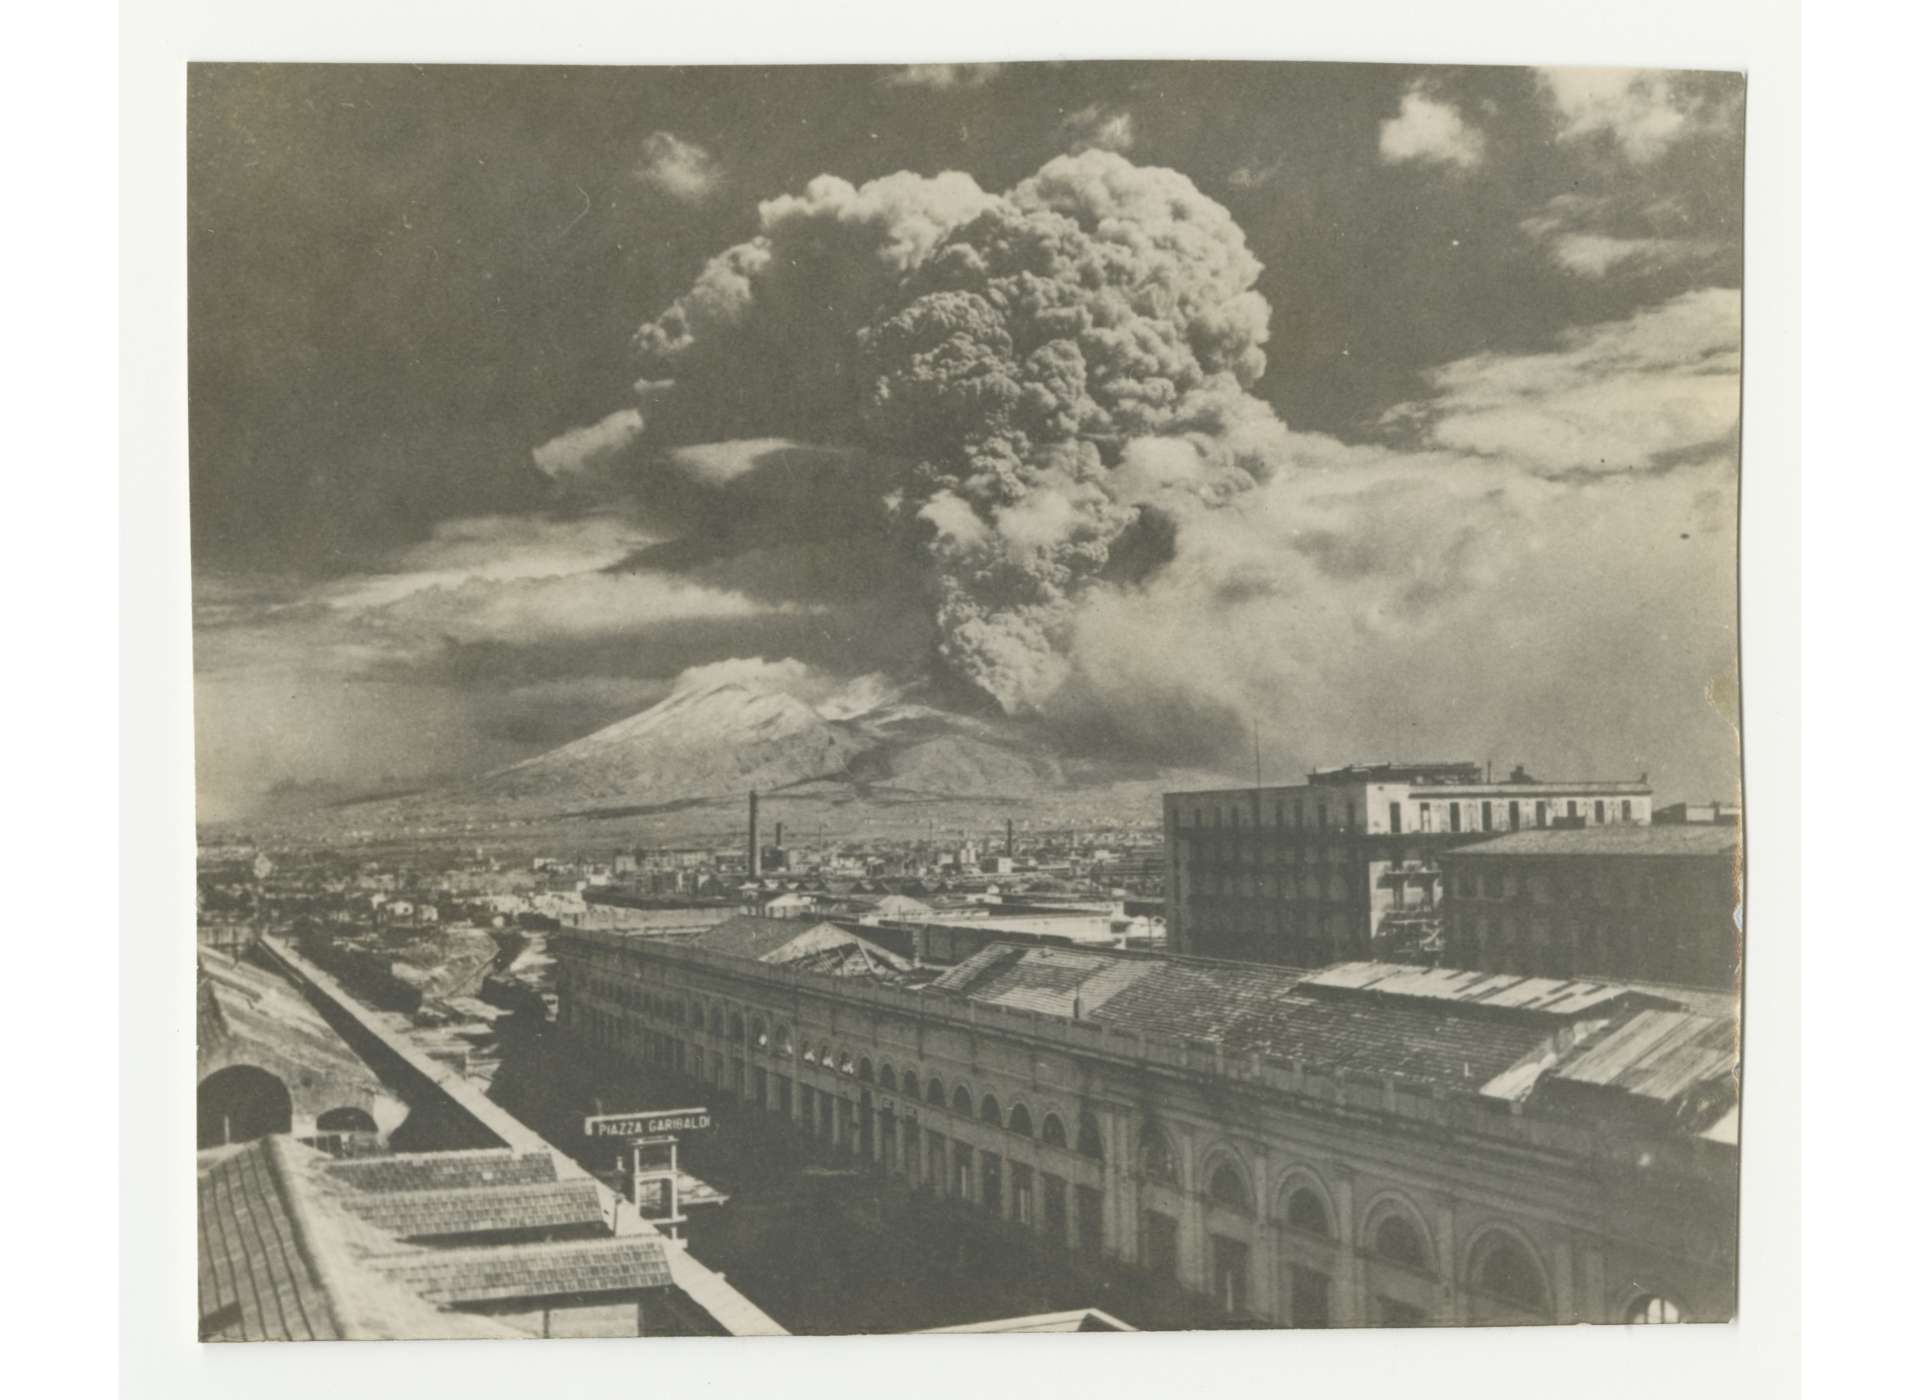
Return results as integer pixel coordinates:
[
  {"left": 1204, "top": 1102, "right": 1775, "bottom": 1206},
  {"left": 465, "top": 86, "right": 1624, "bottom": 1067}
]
[
  {"left": 198, "top": 1142, "right": 341, "bottom": 1342},
  {"left": 376, "top": 1237, "right": 674, "bottom": 1305},
  {"left": 336, "top": 1179, "right": 604, "bottom": 1242}
]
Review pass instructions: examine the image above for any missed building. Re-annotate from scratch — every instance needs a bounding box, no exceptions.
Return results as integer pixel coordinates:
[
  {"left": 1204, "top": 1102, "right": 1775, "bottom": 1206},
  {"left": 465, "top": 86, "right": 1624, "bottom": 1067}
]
[
  {"left": 1164, "top": 763, "right": 1654, "bottom": 967},
  {"left": 1436, "top": 824, "right": 1742, "bottom": 988},
  {"left": 552, "top": 927, "right": 1737, "bottom": 1329},
  {"left": 1654, "top": 800, "right": 1741, "bottom": 826}
]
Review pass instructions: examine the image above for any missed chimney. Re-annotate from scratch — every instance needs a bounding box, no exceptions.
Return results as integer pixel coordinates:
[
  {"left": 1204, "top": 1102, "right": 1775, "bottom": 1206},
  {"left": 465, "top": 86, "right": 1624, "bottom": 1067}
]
[
  {"left": 775, "top": 821, "right": 784, "bottom": 850},
  {"left": 1006, "top": 818, "right": 1015, "bottom": 859},
  {"left": 748, "top": 790, "right": 761, "bottom": 879}
]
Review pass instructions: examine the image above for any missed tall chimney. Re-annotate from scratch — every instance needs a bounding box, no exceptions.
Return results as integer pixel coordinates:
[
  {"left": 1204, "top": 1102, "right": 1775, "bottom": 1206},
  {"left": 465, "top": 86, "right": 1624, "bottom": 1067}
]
[
  {"left": 775, "top": 821, "right": 784, "bottom": 850},
  {"left": 748, "top": 790, "right": 761, "bottom": 878},
  {"left": 1006, "top": 817, "right": 1015, "bottom": 859}
]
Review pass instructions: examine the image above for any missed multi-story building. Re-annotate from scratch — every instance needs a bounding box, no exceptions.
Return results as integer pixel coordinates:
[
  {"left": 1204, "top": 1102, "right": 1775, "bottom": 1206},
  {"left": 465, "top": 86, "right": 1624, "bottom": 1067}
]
[
  {"left": 1163, "top": 763, "right": 1654, "bottom": 967},
  {"left": 1436, "top": 824, "right": 1742, "bottom": 989},
  {"left": 551, "top": 919, "right": 1737, "bottom": 1329}
]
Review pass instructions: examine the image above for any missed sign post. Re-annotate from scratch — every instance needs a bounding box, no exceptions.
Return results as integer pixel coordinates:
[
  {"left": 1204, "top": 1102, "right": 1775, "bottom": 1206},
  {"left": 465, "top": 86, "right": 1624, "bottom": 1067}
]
[{"left": 584, "top": 1108, "right": 712, "bottom": 1242}]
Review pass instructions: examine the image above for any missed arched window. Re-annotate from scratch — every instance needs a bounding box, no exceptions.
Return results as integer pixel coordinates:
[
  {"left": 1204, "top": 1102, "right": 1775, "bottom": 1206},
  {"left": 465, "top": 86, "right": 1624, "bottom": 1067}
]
[
  {"left": 951, "top": 1084, "right": 973, "bottom": 1117},
  {"left": 1284, "top": 1187, "right": 1331, "bottom": 1236},
  {"left": 903, "top": 1070, "right": 920, "bottom": 1100},
  {"left": 1009, "top": 1103, "right": 1034, "bottom": 1136},
  {"left": 1076, "top": 1111, "right": 1104, "bottom": 1161},
  {"left": 1626, "top": 1295, "right": 1686, "bottom": 1325},
  {"left": 1140, "top": 1123, "right": 1179, "bottom": 1186},
  {"left": 879, "top": 1063, "right": 897, "bottom": 1091},
  {"left": 926, "top": 1076, "right": 946, "bottom": 1109},
  {"left": 838, "top": 1051, "right": 855, "bottom": 1075},
  {"left": 979, "top": 1094, "right": 1002, "bottom": 1127},
  {"left": 802, "top": 1043, "right": 818, "bottom": 1064},
  {"left": 858, "top": 1057, "right": 874, "bottom": 1083},
  {"left": 1372, "top": 1214, "right": 1428, "bottom": 1271},
  {"left": 1470, "top": 1233, "right": 1548, "bottom": 1314},
  {"left": 778, "top": 1026, "right": 793, "bottom": 1057},
  {"left": 752, "top": 1017, "right": 768, "bottom": 1050},
  {"left": 1208, "top": 1161, "right": 1253, "bottom": 1213},
  {"left": 1041, "top": 1114, "right": 1069, "bottom": 1148},
  {"left": 729, "top": 1012, "right": 745, "bottom": 1044}
]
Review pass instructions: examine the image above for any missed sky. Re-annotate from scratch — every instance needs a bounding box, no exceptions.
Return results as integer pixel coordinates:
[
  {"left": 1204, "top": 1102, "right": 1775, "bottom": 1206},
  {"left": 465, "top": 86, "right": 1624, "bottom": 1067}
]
[{"left": 188, "top": 61, "right": 1745, "bottom": 823}]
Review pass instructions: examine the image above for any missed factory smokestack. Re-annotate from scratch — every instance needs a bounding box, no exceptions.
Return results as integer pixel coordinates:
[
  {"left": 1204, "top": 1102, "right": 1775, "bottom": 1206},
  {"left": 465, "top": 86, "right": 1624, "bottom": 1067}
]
[
  {"left": 775, "top": 821, "right": 784, "bottom": 850},
  {"left": 748, "top": 790, "right": 761, "bottom": 879},
  {"left": 1006, "top": 818, "right": 1015, "bottom": 859}
]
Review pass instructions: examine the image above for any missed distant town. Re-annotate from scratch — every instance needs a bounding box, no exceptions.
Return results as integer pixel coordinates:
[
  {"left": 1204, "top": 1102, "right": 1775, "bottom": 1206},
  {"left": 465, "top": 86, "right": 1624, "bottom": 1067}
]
[{"left": 198, "top": 759, "right": 1739, "bottom": 1338}]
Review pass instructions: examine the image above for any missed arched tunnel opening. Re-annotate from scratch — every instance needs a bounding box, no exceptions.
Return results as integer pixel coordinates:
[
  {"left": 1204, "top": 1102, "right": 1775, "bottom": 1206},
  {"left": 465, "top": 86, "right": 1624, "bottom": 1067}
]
[
  {"left": 197, "top": 1065, "right": 292, "bottom": 1149},
  {"left": 315, "top": 1106, "right": 378, "bottom": 1134}
]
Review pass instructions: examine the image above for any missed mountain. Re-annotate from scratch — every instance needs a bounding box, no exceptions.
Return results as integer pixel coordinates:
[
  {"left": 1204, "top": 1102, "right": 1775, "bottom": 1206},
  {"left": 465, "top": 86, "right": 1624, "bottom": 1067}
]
[{"left": 467, "top": 676, "right": 1070, "bottom": 812}]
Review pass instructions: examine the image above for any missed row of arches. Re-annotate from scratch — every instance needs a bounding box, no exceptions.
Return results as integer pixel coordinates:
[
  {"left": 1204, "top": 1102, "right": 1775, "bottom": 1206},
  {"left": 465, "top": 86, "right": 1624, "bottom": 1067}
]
[
  {"left": 677, "top": 997, "right": 1112, "bottom": 1162},
  {"left": 1140, "top": 1122, "right": 1559, "bottom": 1319}
]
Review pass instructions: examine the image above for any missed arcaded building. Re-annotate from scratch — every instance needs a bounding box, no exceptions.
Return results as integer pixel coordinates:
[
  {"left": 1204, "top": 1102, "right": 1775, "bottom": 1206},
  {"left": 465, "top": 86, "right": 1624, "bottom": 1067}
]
[
  {"left": 1163, "top": 763, "right": 1654, "bottom": 966},
  {"left": 552, "top": 917, "right": 1738, "bottom": 1329},
  {"left": 1436, "top": 824, "right": 1742, "bottom": 989}
]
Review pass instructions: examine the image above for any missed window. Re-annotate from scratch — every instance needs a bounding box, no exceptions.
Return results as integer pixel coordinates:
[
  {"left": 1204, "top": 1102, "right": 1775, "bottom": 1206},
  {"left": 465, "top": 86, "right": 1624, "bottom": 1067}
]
[
  {"left": 1011, "top": 1162, "right": 1034, "bottom": 1225},
  {"left": 950, "top": 1084, "right": 972, "bottom": 1116},
  {"left": 752, "top": 1017, "right": 768, "bottom": 1050},
  {"left": 1143, "top": 1209, "right": 1180, "bottom": 1279},
  {"left": 879, "top": 1063, "right": 896, "bottom": 1092},
  {"left": 1042, "top": 1173, "right": 1068, "bottom": 1240},
  {"left": 1211, "top": 1236, "right": 1251, "bottom": 1313},
  {"left": 1140, "top": 1124, "right": 1179, "bottom": 1186},
  {"left": 953, "top": 1143, "right": 973, "bottom": 1200},
  {"left": 1481, "top": 800, "right": 1493, "bottom": 830},
  {"left": 1009, "top": 1103, "right": 1034, "bottom": 1136},
  {"left": 858, "top": 1057, "right": 874, "bottom": 1083},
  {"left": 1041, "top": 1113, "right": 1069, "bottom": 1148},
  {"left": 1290, "top": 1266, "right": 1332, "bottom": 1328},
  {"left": 981, "top": 1152, "right": 1003, "bottom": 1213},
  {"left": 1372, "top": 1214, "right": 1428, "bottom": 1270},
  {"left": 1470, "top": 1233, "right": 1548, "bottom": 1317},
  {"left": 1389, "top": 802, "right": 1402, "bottom": 834},
  {"left": 926, "top": 1077, "right": 946, "bottom": 1108},
  {"left": 1285, "top": 1187, "right": 1331, "bottom": 1236},
  {"left": 1593, "top": 799, "right": 1608, "bottom": 825},
  {"left": 777, "top": 1026, "right": 793, "bottom": 1056},
  {"left": 979, "top": 1093, "right": 1001, "bottom": 1127},
  {"left": 1536, "top": 800, "right": 1549, "bottom": 827},
  {"left": 928, "top": 1130, "right": 948, "bottom": 1194},
  {"left": 902, "top": 1070, "right": 919, "bottom": 1100},
  {"left": 1075, "top": 1185, "right": 1105, "bottom": 1254},
  {"left": 1346, "top": 800, "right": 1358, "bottom": 830},
  {"left": 1208, "top": 1162, "right": 1253, "bottom": 1213},
  {"left": 1449, "top": 802, "right": 1462, "bottom": 833},
  {"left": 1626, "top": 1295, "right": 1686, "bottom": 1324},
  {"left": 1420, "top": 802, "right": 1433, "bottom": 832},
  {"left": 1509, "top": 800, "right": 1521, "bottom": 830},
  {"left": 1077, "top": 1111, "right": 1105, "bottom": 1161}
]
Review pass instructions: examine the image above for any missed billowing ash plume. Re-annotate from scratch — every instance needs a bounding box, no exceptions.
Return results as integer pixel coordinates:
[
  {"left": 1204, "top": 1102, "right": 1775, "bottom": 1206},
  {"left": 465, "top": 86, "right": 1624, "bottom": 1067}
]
[{"left": 625, "top": 152, "right": 1293, "bottom": 713}]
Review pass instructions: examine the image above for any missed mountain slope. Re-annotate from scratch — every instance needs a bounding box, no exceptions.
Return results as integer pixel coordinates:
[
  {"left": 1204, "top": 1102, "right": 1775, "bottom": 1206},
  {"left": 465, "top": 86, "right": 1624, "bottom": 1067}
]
[{"left": 467, "top": 678, "right": 1068, "bottom": 811}]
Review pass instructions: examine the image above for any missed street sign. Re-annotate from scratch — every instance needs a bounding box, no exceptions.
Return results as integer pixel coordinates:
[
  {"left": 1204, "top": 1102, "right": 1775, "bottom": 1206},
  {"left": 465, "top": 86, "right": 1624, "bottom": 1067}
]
[{"left": 584, "top": 1106, "right": 712, "bottom": 1139}]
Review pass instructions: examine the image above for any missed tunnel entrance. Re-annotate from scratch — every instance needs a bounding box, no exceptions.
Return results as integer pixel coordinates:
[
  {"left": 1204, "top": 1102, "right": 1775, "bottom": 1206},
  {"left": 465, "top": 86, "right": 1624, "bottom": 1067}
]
[
  {"left": 315, "top": 1106, "right": 378, "bottom": 1134},
  {"left": 197, "top": 1065, "right": 292, "bottom": 1148}
]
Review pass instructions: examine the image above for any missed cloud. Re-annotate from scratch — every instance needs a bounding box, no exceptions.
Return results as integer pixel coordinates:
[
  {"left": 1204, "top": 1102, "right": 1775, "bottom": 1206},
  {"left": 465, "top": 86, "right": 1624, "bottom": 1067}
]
[
  {"left": 1379, "top": 83, "right": 1485, "bottom": 168},
  {"left": 1386, "top": 288, "right": 1741, "bottom": 473},
  {"left": 531, "top": 408, "right": 645, "bottom": 482},
  {"left": 321, "top": 513, "right": 647, "bottom": 613},
  {"left": 1226, "top": 156, "right": 1286, "bottom": 190},
  {"left": 1536, "top": 68, "right": 1696, "bottom": 163},
  {"left": 881, "top": 64, "right": 1005, "bottom": 91},
  {"left": 633, "top": 131, "right": 723, "bottom": 202},
  {"left": 1518, "top": 191, "right": 1722, "bottom": 280},
  {"left": 624, "top": 151, "right": 1276, "bottom": 713},
  {"left": 1058, "top": 104, "right": 1135, "bottom": 154}
]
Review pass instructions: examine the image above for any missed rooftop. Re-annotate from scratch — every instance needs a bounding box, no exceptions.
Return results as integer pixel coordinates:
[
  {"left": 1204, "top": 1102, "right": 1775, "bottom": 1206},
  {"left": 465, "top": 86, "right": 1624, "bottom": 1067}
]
[
  {"left": 685, "top": 914, "right": 916, "bottom": 977},
  {"left": 1443, "top": 826, "right": 1741, "bottom": 859}
]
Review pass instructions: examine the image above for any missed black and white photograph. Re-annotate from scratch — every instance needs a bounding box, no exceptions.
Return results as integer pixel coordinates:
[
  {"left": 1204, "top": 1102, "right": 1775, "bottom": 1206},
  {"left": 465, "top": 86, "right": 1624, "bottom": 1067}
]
[{"left": 186, "top": 56, "right": 1749, "bottom": 1343}]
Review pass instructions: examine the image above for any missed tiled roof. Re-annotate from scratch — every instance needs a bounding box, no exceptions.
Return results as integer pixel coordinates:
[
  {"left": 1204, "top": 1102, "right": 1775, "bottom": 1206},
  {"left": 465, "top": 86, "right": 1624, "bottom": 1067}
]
[
  {"left": 336, "top": 1178, "right": 605, "bottom": 1242},
  {"left": 322, "top": 1149, "right": 557, "bottom": 1195},
  {"left": 198, "top": 1142, "right": 340, "bottom": 1342},
  {"left": 375, "top": 1237, "right": 674, "bottom": 1305},
  {"left": 1443, "top": 826, "right": 1739, "bottom": 859}
]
